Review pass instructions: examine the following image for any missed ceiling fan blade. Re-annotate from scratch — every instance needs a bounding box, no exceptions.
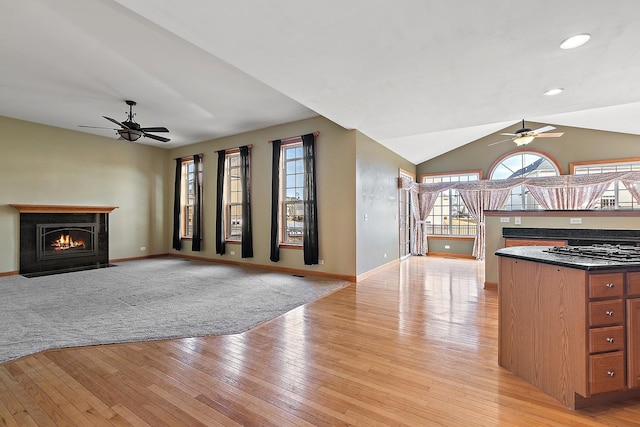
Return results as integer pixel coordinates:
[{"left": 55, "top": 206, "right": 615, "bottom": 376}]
[
  {"left": 534, "top": 132, "right": 564, "bottom": 138},
  {"left": 143, "top": 133, "right": 171, "bottom": 143},
  {"left": 500, "top": 133, "right": 517, "bottom": 136},
  {"left": 139, "top": 127, "right": 169, "bottom": 133},
  {"left": 532, "top": 125, "right": 555, "bottom": 134},
  {"left": 488, "top": 137, "right": 514, "bottom": 146},
  {"left": 79, "top": 125, "right": 116, "bottom": 130},
  {"left": 103, "top": 116, "right": 128, "bottom": 128}
]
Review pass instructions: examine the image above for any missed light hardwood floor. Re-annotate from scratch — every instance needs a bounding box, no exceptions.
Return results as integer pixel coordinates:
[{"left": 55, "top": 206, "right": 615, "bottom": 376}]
[{"left": 1, "top": 256, "right": 640, "bottom": 426}]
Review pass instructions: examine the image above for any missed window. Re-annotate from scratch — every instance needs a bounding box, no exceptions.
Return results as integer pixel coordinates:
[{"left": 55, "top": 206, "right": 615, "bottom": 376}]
[
  {"left": 572, "top": 159, "right": 640, "bottom": 209},
  {"left": 422, "top": 171, "right": 479, "bottom": 236},
  {"left": 181, "top": 158, "right": 195, "bottom": 237},
  {"left": 282, "top": 143, "right": 304, "bottom": 245},
  {"left": 225, "top": 152, "right": 242, "bottom": 240},
  {"left": 490, "top": 151, "right": 559, "bottom": 210}
]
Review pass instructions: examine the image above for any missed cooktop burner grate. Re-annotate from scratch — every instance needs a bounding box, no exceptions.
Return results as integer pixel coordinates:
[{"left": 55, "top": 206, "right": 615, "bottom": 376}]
[{"left": 544, "top": 244, "right": 640, "bottom": 262}]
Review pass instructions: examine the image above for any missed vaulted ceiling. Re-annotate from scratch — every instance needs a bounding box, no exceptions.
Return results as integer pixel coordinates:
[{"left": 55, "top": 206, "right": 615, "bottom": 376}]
[{"left": 2, "top": 1, "right": 640, "bottom": 164}]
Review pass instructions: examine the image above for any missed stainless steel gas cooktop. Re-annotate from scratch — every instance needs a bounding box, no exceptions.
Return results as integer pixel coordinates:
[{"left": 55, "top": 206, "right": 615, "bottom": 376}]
[{"left": 544, "top": 244, "right": 640, "bottom": 262}]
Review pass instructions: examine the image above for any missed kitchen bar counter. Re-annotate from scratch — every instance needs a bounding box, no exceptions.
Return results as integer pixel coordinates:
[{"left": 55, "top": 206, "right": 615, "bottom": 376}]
[
  {"left": 495, "top": 246, "right": 640, "bottom": 271},
  {"left": 497, "top": 246, "right": 640, "bottom": 408}
]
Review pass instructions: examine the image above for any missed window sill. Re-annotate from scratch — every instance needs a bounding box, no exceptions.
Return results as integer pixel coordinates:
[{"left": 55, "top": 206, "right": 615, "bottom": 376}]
[
  {"left": 280, "top": 244, "right": 303, "bottom": 250},
  {"left": 428, "top": 235, "right": 475, "bottom": 241}
]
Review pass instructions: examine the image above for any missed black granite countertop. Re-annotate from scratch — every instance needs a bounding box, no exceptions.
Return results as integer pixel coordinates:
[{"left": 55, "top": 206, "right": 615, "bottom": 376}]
[{"left": 495, "top": 246, "right": 640, "bottom": 271}]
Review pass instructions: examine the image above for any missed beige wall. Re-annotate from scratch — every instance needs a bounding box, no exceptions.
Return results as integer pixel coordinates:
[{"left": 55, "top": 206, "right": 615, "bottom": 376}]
[
  {"left": 355, "top": 131, "right": 415, "bottom": 275},
  {"left": 0, "top": 116, "right": 168, "bottom": 274},
  {"left": 166, "top": 116, "right": 359, "bottom": 278},
  {"left": 417, "top": 122, "right": 640, "bottom": 178}
]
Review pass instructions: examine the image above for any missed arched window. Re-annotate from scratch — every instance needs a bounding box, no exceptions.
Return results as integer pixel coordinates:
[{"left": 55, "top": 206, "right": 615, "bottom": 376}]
[{"left": 489, "top": 150, "right": 560, "bottom": 210}]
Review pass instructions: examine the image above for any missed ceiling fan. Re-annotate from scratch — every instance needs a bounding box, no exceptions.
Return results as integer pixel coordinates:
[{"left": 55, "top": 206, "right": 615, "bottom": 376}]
[
  {"left": 80, "top": 100, "right": 170, "bottom": 142},
  {"left": 489, "top": 119, "right": 564, "bottom": 146}
]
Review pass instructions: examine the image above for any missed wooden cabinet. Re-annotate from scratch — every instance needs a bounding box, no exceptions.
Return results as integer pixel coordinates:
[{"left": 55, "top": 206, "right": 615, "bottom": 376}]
[
  {"left": 498, "top": 258, "right": 640, "bottom": 408},
  {"left": 628, "top": 298, "right": 640, "bottom": 389}
]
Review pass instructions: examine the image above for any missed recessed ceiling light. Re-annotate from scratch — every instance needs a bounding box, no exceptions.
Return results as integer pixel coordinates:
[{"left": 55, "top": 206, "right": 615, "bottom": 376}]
[
  {"left": 560, "top": 33, "right": 591, "bottom": 49},
  {"left": 544, "top": 88, "right": 564, "bottom": 96}
]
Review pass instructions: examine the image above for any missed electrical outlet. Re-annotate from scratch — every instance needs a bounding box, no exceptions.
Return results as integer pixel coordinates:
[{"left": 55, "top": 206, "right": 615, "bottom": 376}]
[
  {"left": 570, "top": 218, "right": 582, "bottom": 225},
  {"left": 383, "top": 253, "right": 387, "bottom": 258},
  {"left": 230, "top": 251, "right": 235, "bottom": 255},
  {"left": 500, "top": 217, "right": 510, "bottom": 223},
  {"left": 319, "top": 260, "right": 324, "bottom": 265},
  {"left": 514, "top": 217, "right": 522, "bottom": 225},
  {"left": 140, "top": 246, "right": 146, "bottom": 251},
  {"left": 445, "top": 245, "right": 451, "bottom": 249}
]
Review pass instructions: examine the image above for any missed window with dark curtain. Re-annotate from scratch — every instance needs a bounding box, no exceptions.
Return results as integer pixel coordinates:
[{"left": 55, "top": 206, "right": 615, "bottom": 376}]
[
  {"left": 191, "top": 154, "right": 202, "bottom": 251},
  {"left": 172, "top": 158, "right": 182, "bottom": 250},
  {"left": 269, "top": 140, "right": 282, "bottom": 262},
  {"left": 301, "top": 133, "right": 319, "bottom": 265},
  {"left": 240, "top": 146, "right": 254, "bottom": 258},
  {"left": 215, "top": 150, "right": 226, "bottom": 255}
]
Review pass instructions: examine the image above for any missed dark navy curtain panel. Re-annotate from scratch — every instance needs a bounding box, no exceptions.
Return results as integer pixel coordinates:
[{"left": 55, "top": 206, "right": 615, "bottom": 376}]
[
  {"left": 240, "top": 146, "right": 254, "bottom": 258},
  {"left": 215, "top": 150, "right": 226, "bottom": 255},
  {"left": 191, "top": 154, "right": 202, "bottom": 251},
  {"left": 302, "top": 133, "right": 319, "bottom": 265},
  {"left": 172, "top": 158, "right": 182, "bottom": 250},
  {"left": 269, "top": 140, "right": 282, "bottom": 262}
]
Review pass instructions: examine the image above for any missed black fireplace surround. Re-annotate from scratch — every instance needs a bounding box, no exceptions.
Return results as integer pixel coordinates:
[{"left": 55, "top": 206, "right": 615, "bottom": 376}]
[{"left": 19, "top": 212, "right": 110, "bottom": 277}]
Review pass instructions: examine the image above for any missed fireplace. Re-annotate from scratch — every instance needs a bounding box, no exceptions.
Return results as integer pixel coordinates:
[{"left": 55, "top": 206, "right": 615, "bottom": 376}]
[
  {"left": 37, "top": 223, "right": 97, "bottom": 260},
  {"left": 12, "top": 205, "right": 117, "bottom": 277}
]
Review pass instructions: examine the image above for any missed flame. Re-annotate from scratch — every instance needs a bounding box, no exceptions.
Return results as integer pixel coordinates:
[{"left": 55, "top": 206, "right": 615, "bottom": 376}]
[{"left": 51, "top": 234, "right": 85, "bottom": 251}]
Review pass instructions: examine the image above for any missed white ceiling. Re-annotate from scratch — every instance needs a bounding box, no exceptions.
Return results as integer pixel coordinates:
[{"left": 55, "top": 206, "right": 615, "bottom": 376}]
[{"left": 2, "top": 0, "right": 640, "bottom": 164}]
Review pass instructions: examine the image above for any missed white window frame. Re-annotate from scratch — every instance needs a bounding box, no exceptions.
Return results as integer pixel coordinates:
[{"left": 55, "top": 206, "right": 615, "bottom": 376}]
[
  {"left": 225, "top": 152, "right": 242, "bottom": 241},
  {"left": 571, "top": 158, "right": 640, "bottom": 209},
  {"left": 180, "top": 158, "right": 195, "bottom": 238},
  {"left": 489, "top": 151, "right": 560, "bottom": 210},
  {"left": 281, "top": 141, "right": 305, "bottom": 245},
  {"left": 421, "top": 171, "right": 480, "bottom": 237}
]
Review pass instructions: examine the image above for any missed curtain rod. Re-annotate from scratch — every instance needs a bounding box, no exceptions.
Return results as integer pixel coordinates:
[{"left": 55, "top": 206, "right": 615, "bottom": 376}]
[
  {"left": 172, "top": 144, "right": 253, "bottom": 160},
  {"left": 268, "top": 131, "right": 319, "bottom": 144},
  {"left": 223, "top": 144, "right": 253, "bottom": 153},
  {"left": 173, "top": 153, "right": 204, "bottom": 160}
]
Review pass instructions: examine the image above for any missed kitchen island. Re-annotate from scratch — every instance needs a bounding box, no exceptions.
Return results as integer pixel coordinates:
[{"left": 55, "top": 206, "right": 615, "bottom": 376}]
[{"left": 496, "top": 245, "right": 640, "bottom": 409}]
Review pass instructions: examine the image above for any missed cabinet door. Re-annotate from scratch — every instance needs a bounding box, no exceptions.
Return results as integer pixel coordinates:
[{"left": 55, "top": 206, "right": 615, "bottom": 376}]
[{"left": 629, "top": 298, "right": 640, "bottom": 389}]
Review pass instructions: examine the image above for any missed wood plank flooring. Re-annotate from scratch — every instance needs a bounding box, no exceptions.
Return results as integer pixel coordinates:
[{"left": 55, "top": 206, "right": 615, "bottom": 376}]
[{"left": 2, "top": 256, "right": 640, "bottom": 426}]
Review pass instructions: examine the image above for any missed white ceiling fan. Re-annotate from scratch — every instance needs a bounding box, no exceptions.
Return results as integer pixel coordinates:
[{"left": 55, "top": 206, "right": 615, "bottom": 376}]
[{"left": 489, "top": 119, "right": 564, "bottom": 146}]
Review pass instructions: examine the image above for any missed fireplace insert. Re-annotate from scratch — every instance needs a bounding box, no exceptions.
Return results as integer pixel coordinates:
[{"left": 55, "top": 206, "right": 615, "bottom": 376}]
[
  {"left": 37, "top": 223, "right": 97, "bottom": 260},
  {"left": 19, "top": 212, "right": 109, "bottom": 277}
]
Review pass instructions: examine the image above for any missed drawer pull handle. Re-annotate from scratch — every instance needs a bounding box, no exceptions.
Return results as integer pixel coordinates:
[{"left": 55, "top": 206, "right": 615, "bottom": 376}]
[
  {"left": 607, "top": 370, "right": 616, "bottom": 377},
  {"left": 605, "top": 283, "right": 615, "bottom": 288},
  {"left": 606, "top": 337, "right": 615, "bottom": 343},
  {"left": 606, "top": 310, "right": 615, "bottom": 316}
]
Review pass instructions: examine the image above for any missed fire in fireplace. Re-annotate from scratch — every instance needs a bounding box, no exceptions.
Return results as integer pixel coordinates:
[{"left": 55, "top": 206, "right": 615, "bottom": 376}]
[{"left": 37, "top": 224, "right": 96, "bottom": 260}]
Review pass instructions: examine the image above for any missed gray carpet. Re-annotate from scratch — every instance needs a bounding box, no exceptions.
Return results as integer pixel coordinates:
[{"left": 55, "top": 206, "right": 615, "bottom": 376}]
[{"left": 0, "top": 257, "right": 349, "bottom": 363}]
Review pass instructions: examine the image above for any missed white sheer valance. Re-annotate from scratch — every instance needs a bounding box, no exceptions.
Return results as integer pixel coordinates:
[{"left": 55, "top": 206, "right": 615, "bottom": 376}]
[{"left": 403, "top": 172, "right": 640, "bottom": 259}]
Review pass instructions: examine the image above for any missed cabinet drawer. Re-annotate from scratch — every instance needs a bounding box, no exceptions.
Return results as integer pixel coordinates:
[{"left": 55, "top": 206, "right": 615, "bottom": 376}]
[
  {"left": 589, "top": 326, "right": 625, "bottom": 353},
  {"left": 589, "top": 299, "right": 624, "bottom": 326},
  {"left": 590, "top": 352, "right": 625, "bottom": 395},
  {"left": 589, "top": 273, "right": 624, "bottom": 299},
  {"left": 627, "top": 271, "right": 640, "bottom": 296}
]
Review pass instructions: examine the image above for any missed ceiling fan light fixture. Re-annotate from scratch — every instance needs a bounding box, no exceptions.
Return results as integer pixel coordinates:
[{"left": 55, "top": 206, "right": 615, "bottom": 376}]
[
  {"left": 560, "top": 33, "right": 591, "bottom": 49},
  {"left": 513, "top": 135, "right": 535, "bottom": 146},
  {"left": 118, "top": 128, "right": 142, "bottom": 141},
  {"left": 544, "top": 88, "right": 564, "bottom": 96}
]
